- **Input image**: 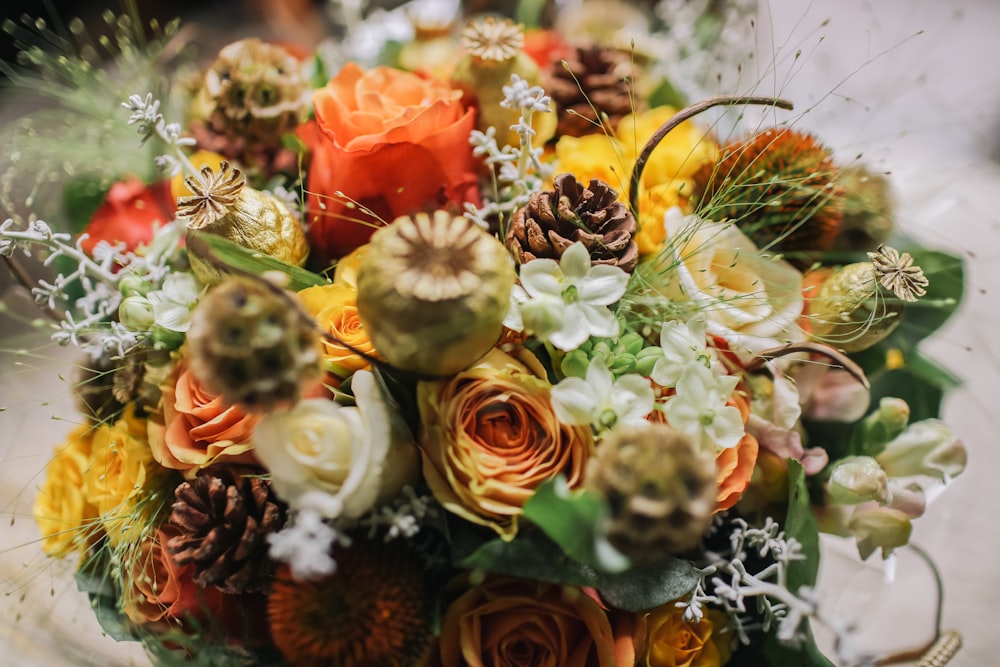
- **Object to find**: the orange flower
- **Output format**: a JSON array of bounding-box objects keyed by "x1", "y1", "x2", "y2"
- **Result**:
[
  {"x1": 431, "y1": 576, "x2": 618, "y2": 667},
  {"x1": 148, "y1": 355, "x2": 260, "y2": 476},
  {"x1": 633, "y1": 603, "x2": 728, "y2": 667},
  {"x1": 122, "y1": 524, "x2": 224, "y2": 625},
  {"x1": 418, "y1": 348, "x2": 592, "y2": 540},
  {"x1": 299, "y1": 63, "x2": 480, "y2": 265},
  {"x1": 297, "y1": 282, "x2": 376, "y2": 377},
  {"x1": 80, "y1": 177, "x2": 175, "y2": 258}
]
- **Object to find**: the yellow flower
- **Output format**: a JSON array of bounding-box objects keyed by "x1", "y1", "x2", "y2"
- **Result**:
[
  {"x1": 635, "y1": 603, "x2": 728, "y2": 667},
  {"x1": 83, "y1": 404, "x2": 155, "y2": 546},
  {"x1": 298, "y1": 282, "x2": 376, "y2": 377},
  {"x1": 33, "y1": 424, "x2": 99, "y2": 557},
  {"x1": 332, "y1": 243, "x2": 369, "y2": 289},
  {"x1": 553, "y1": 105, "x2": 717, "y2": 255}
]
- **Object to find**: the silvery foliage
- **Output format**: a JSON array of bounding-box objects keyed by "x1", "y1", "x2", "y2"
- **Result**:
[{"x1": 465, "y1": 74, "x2": 554, "y2": 229}]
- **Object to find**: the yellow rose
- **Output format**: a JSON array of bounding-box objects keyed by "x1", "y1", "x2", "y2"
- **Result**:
[
  {"x1": 554, "y1": 105, "x2": 718, "y2": 256},
  {"x1": 83, "y1": 404, "x2": 155, "y2": 545},
  {"x1": 418, "y1": 348, "x2": 592, "y2": 540},
  {"x1": 33, "y1": 424, "x2": 99, "y2": 557},
  {"x1": 332, "y1": 243, "x2": 369, "y2": 289},
  {"x1": 635, "y1": 603, "x2": 728, "y2": 667},
  {"x1": 298, "y1": 282, "x2": 376, "y2": 377}
]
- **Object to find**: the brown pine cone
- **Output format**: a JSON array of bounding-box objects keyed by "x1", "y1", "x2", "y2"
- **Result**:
[
  {"x1": 167, "y1": 466, "x2": 287, "y2": 594},
  {"x1": 548, "y1": 44, "x2": 639, "y2": 137},
  {"x1": 507, "y1": 173, "x2": 639, "y2": 272}
]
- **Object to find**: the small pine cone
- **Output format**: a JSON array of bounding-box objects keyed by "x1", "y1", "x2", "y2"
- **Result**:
[
  {"x1": 693, "y1": 128, "x2": 844, "y2": 257},
  {"x1": 167, "y1": 466, "x2": 287, "y2": 594},
  {"x1": 507, "y1": 173, "x2": 639, "y2": 272},
  {"x1": 548, "y1": 44, "x2": 638, "y2": 137},
  {"x1": 186, "y1": 276, "x2": 322, "y2": 411},
  {"x1": 586, "y1": 423, "x2": 717, "y2": 562}
]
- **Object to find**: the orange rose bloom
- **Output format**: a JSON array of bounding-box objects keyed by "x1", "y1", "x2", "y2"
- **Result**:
[
  {"x1": 122, "y1": 524, "x2": 224, "y2": 625},
  {"x1": 434, "y1": 576, "x2": 618, "y2": 667},
  {"x1": 633, "y1": 603, "x2": 728, "y2": 667},
  {"x1": 300, "y1": 62, "x2": 480, "y2": 265},
  {"x1": 148, "y1": 356, "x2": 260, "y2": 476},
  {"x1": 418, "y1": 348, "x2": 592, "y2": 540},
  {"x1": 298, "y1": 282, "x2": 376, "y2": 378}
]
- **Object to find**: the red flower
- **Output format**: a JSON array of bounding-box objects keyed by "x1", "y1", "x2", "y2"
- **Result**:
[
  {"x1": 80, "y1": 177, "x2": 175, "y2": 257},
  {"x1": 299, "y1": 63, "x2": 480, "y2": 265}
]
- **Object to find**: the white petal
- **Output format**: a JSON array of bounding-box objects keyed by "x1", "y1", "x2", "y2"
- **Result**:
[
  {"x1": 559, "y1": 241, "x2": 592, "y2": 280},
  {"x1": 585, "y1": 358, "x2": 614, "y2": 398},
  {"x1": 577, "y1": 265, "x2": 629, "y2": 305},
  {"x1": 551, "y1": 377, "x2": 600, "y2": 425},
  {"x1": 575, "y1": 302, "x2": 619, "y2": 339},
  {"x1": 519, "y1": 258, "x2": 563, "y2": 297},
  {"x1": 708, "y1": 404, "x2": 746, "y2": 449},
  {"x1": 613, "y1": 374, "x2": 655, "y2": 423}
]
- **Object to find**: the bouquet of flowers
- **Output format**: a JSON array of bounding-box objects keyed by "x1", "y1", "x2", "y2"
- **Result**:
[{"x1": 1, "y1": 1, "x2": 968, "y2": 665}]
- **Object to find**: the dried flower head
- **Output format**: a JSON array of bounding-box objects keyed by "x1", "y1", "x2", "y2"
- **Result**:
[
  {"x1": 461, "y1": 16, "x2": 524, "y2": 62},
  {"x1": 176, "y1": 162, "x2": 245, "y2": 230},
  {"x1": 867, "y1": 244, "x2": 929, "y2": 302}
]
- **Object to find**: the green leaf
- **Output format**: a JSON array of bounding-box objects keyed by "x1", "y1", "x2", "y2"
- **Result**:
[
  {"x1": 516, "y1": 0, "x2": 550, "y2": 28},
  {"x1": 458, "y1": 528, "x2": 596, "y2": 588},
  {"x1": 595, "y1": 557, "x2": 702, "y2": 612},
  {"x1": 868, "y1": 368, "x2": 944, "y2": 424},
  {"x1": 74, "y1": 552, "x2": 137, "y2": 642},
  {"x1": 186, "y1": 232, "x2": 327, "y2": 291},
  {"x1": 521, "y1": 476, "x2": 629, "y2": 573},
  {"x1": 784, "y1": 459, "x2": 820, "y2": 592}
]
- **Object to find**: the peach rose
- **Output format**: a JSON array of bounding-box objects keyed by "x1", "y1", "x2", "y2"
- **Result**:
[
  {"x1": 434, "y1": 576, "x2": 618, "y2": 667},
  {"x1": 418, "y1": 348, "x2": 592, "y2": 540},
  {"x1": 633, "y1": 603, "x2": 728, "y2": 667},
  {"x1": 34, "y1": 424, "x2": 99, "y2": 557},
  {"x1": 298, "y1": 282, "x2": 376, "y2": 377},
  {"x1": 122, "y1": 524, "x2": 224, "y2": 625},
  {"x1": 148, "y1": 356, "x2": 260, "y2": 476},
  {"x1": 299, "y1": 63, "x2": 480, "y2": 264}
]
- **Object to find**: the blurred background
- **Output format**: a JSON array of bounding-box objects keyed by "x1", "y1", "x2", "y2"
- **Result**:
[{"x1": 1, "y1": 1, "x2": 998, "y2": 665}]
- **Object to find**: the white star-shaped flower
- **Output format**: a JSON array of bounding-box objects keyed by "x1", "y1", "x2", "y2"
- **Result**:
[
  {"x1": 650, "y1": 316, "x2": 720, "y2": 387},
  {"x1": 515, "y1": 241, "x2": 629, "y2": 351},
  {"x1": 665, "y1": 362, "x2": 745, "y2": 450},
  {"x1": 551, "y1": 358, "x2": 654, "y2": 430}
]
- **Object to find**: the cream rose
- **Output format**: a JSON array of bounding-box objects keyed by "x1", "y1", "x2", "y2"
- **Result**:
[
  {"x1": 252, "y1": 370, "x2": 419, "y2": 518},
  {"x1": 660, "y1": 207, "x2": 804, "y2": 357}
]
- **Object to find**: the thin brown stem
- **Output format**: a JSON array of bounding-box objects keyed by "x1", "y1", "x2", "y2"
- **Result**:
[
  {"x1": 745, "y1": 341, "x2": 870, "y2": 390},
  {"x1": 628, "y1": 95, "x2": 794, "y2": 217}
]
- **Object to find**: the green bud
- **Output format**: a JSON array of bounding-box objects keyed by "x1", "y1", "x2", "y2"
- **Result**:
[
  {"x1": 592, "y1": 341, "x2": 613, "y2": 360},
  {"x1": 634, "y1": 347, "x2": 664, "y2": 376},
  {"x1": 150, "y1": 325, "x2": 185, "y2": 350},
  {"x1": 560, "y1": 349, "x2": 591, "y2": 379},
  {"x1": 851, "y1": 397, "x2": 910, "y2": 457},
  {"x1": 118, "y1": 296, "x2": 155, "y2": 330},
  {"x1": 876, "y1": 419, "x2": 967, "y2": 481},
  {"x1": 119, "y1": 275, "x2": 152, "y2": 297},
  {"x1": 827, "y1": 456, "x2": 889, "y2": 505},
  {"x1": 848, "y1": 506, "x2": 912, "y2": 560},
  {"x1": 609, "y1": 353, "x2": 636, "y2": 375},
  {"x1": 619, "y1": 332, "x2": 645, "y2": 356}
]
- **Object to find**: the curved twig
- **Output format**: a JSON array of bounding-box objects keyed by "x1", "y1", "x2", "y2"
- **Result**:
[
  {"x1": 745, "y1": 341, "x2": 870, "y2": 390},
  {"x1": 628, "y1": 95, "x2": 794, "y2": 217}
]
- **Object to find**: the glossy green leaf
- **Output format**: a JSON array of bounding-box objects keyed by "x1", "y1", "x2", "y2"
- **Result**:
[
  {"x1": 521, "y1": 476, "x2": 629, "y2": 573},
  {"x1": 783, "y1": 459, "x2": 820, "y2": 593},
  {"x1": 595, "y1": 557, "x2": 702, "y2": 612},
  {"x1": 186, "y1": 232, "x2": 327, "y2": 291}
]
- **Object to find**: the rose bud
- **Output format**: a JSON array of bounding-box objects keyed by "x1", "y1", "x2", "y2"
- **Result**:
[
  {"x1": 848, "y1": 506, "x2": 912, "y2": 560},
  {"x1": 876, "y1": 419, "x2": 967, "y2": 481},
  {"x1": 826, "y1": 456, "x2": 890, "y2": 505}
]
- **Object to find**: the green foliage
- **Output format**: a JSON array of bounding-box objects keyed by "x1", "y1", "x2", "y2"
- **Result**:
[{"x1": 186, "y1": 232, "x2": 327, "y2": 291}]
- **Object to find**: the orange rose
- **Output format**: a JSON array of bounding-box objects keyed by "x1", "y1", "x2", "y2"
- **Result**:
[
  {"x1": 433, "y1": 576, "x2": 618, "y2": 667},
  {"x1": 122, "y1": 524, "x2": 224, "y2": 625},
  {"x1": 81, "y1": 177, "x2": 175, "y2": 258},
  {"x1": 633, "y1": 603, "x2": 729, "y2": 667},
  {"x1": 299, "y1": 62, "x2": 480, "y2": 264},
  {"x1": 148, "y1": 356, "x2": 260, "y2": 476},
  {"x1": 418, "y1": 348, "x2": 592, "y2": 540},
  {"x1": 298, "y1": 282, "x2": 376, "y2": 377}
]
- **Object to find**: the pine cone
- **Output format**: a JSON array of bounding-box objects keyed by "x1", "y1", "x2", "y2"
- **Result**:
[
  {"x1": 167, "y1": 466, "x2": 287, "y2": 594},
  {"x1": 185, "y1": 276, "x2": 322, "y2": 411},
  {"x1": 507, "y1": 173, "x2": 639, "y2": 271},
  {"x1": 548, "y1": 45, "x2": 638, "y2": 137},
  {"x1": 586, "y1": 423, "x2": 717, "y2": 562}
]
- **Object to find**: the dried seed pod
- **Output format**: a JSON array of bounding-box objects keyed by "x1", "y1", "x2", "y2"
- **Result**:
[
  {"x1": 356, "y1": 211, "x2": 515, "y2": 377},
  {"x1": 805, "y1": 262, "x2": 903, "y2": 353}
]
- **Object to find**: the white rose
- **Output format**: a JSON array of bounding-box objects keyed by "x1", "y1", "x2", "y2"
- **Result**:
[
  {"x1": 662, "y1": 207, "x2": 804, "y2": 357},
  {"x1": 252, "y1": 370, "x2": 419, "y2": 519}
]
